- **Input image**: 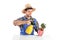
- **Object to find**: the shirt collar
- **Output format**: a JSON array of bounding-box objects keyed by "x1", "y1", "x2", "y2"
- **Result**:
[{"x1": 24, "y1": 15, "x2": 33, "y2": 20}]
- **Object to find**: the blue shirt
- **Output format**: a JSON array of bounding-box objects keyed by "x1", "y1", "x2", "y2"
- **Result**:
[{"x1": 17, "y1": 16, "x2": 39, "y2": 35}]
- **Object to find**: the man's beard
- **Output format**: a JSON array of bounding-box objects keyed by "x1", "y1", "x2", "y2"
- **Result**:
[{"x1": 26, "y1": 15, "x2": 31, "y2": 17}]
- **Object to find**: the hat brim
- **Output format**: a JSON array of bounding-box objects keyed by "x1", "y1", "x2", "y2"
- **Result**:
[{"x1": 22, "y1": 8, "x2": 36, "y2": 13}]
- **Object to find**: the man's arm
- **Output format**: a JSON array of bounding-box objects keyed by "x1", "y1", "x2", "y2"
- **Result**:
[
  {"x1": 13, "y1": 20, "x2": 31, "y2": 26},
  {"x1": 35, "y1": 21, "x2": 39, "y2": 33},
  {"x1": 33, "y1": 19, "x2": 39, "y2": 33},
  {"x1": 13, "y1": 20, "x2": 26, "y2": 26}
]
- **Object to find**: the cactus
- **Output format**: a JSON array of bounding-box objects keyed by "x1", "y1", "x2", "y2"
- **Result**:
[
  {"x1": 41, "y1": 23, "x2": 46, "y2": 29},
  {"x1": 38, "y1": 23, "x2": 46, "y2": 31}
]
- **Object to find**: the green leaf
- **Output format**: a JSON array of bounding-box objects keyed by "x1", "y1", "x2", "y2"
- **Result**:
[{"x1": 41, "y1": 23, "x2": 46, "y2": 29}]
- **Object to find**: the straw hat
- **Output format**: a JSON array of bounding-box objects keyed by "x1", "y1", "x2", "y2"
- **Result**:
[{"x1": 22, "y1": 4, "x2": 36, "y2": 13}]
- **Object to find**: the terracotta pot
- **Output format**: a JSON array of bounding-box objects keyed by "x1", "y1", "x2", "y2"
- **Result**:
[{"x1": 38, "y1": 29, "x2": 44, "y2": 36}]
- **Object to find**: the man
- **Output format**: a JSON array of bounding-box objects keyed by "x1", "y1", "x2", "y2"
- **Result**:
[{"x1": 13, "y1": 4, "x2": 39, "y2": 35}]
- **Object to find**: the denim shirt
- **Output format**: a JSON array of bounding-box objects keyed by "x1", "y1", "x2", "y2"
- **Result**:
[{"x1": 17, "y1": 16, "x2": 39, "y2": 35}]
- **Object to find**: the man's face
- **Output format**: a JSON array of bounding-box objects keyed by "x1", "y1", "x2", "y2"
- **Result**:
[{"x1": 25, "y1": 9, "x2": 33, "y2": 17}]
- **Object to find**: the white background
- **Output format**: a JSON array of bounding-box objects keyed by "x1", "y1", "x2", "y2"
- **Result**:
[{"x1": 0, "y1": 0, "x2": 60, "y2": 40}]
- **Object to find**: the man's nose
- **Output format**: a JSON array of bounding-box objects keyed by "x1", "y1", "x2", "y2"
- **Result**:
[{"x1": 29, "y1": 12, "x2": 32, "y2": 14}]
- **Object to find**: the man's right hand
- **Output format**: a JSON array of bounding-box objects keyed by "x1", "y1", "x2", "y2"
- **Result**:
[{"x1": 26, "y1": 20, "x2": 32, "y2": 25}]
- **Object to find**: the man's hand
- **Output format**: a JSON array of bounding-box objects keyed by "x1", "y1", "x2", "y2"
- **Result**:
[{"x1": 26, "y1": 20, "x2": 32, "y2": 25}]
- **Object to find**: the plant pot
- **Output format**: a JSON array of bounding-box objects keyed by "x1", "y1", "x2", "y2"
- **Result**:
[{"x1": 38, "y1": 29, "x2": 44, "y2": 36}]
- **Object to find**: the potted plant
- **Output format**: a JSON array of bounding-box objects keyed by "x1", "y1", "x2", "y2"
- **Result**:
[{"x1": 38, "y1": 23, "x2": 46, "y2": 36}]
